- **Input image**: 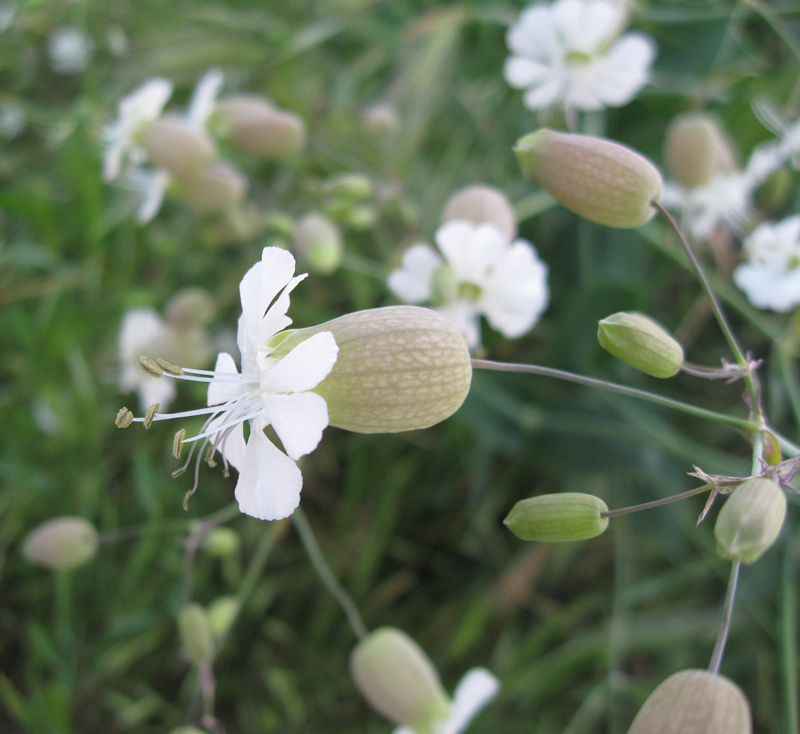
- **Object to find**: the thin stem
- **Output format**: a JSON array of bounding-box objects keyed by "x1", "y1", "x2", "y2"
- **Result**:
[
  {"x1": 600, "y1": 484, "x2": 712, "y2": 519},
  {"x1": 292, "y1": 507, "x2": 368, "y2": 641},
  {"x1": 709, "y1": 561, "x2": 741, "y2": 674},
  {"x1": 781, "y1": 540, "x2": 800, "y2": 734},
  {"x1": 471, "y1": 359, "x2": 756, "y2": 431},
  {"x1": 742, "y1": 0, "x2": 800, "y2": 64}
]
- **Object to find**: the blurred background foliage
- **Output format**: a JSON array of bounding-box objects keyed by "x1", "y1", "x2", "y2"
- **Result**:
[{"x1": 2, "y1": 0, "x2": 800, "y2": 732}]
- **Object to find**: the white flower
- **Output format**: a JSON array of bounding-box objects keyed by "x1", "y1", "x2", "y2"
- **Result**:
[
  {"x1": 131, "y1": 248, "x2": 338, "y2": 521},
  {"x1": 392, "y1": 668, "x2": 500, "y2": 734},
  {"x1": 186, "y1": 68, "x2": 224, "y2": 129},
  {"x1": 504, "y1": 0, "x2": 655, "y2": 117},
  {"x1": 733, "y1": 215, "x2": 800, "y2": 312},
  {"x1": 102, "y1": 78, "x2": 173, "y2": 182},
  {"x1": 118, "y1": 308, "x2": 177, "y2": 411},
  {"x1": 47, "y1": 26, "x2": 94, "y2": 75},
  {"x1": 388, "y1": 220, "x2": 549, "y2": 350}
]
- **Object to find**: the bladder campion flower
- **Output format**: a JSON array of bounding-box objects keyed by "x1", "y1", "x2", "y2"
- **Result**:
[{"x1": 388, "y1": 220, "x2": 549, "y2": 350}]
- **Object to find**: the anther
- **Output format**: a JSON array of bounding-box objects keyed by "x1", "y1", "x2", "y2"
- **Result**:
[
  {"x1": 143, "y1": 403, "x2": 160, "y2": 429},
  {"x1": 157, "y1": 358, "x2": 184, "y2": 376},
  {"x1": 173, "y1": 428, "x2": 186, "y2": 459},
  {"x1": 139, "y1": 356, "x2": 164, "y2": 377},
  {"x1": 115, "y1": 407, "x2": 134, "y2": 428}
]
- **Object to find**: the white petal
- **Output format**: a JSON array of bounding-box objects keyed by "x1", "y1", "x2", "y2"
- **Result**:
[
  {"x1": 264, "y1": 391, "x2": 329, "y2": 460},
  {"x1": 238, "y1": 247, "x2": 298, "y2": 345},
  {"x1": 586, "y1": 34, "x2": 655, "y2": 107},
  {"x1": 438, "y1": 301, "x2": 480, "y2": 351},
  {"x1": 260, "y1": 331, "x2": 339, "y2": 394},
  {"x1": 523, "y1": 75, "x2": 566, "y2": 111},
  {"x1": 211, "y1": 418, "x2": 247, "y2": 471},
  {"x1": 207, "y1": 352, "x2": 243, "y2": 406},
  {"x1": 734, "y1": 263, "x2": 800, "y2": 313},
  {"x1": 388, "y1": 244, "x2": 442, "y2": 303},
  {"x1": 136, "y1": 169, "x2": 169, "y2": 224},
  {"x1": 503, "y1": 57, "x2": 552, "y2": 89},
  {"x1": 506, "y1": 5, "x2": 558, "y2": 58},
  {"x1": 436, "y1": 221, "x2": 508, "y2": 285},
  {"x1": 137, "y1": 374, "x2": 176, "y2": 413},
  {"x1": 234, "y1": 429, "x2": 302, "y2": 520},
  {"x1": 440, "y1": 668, "x2": 500, "y2": 734},
  {"x1": 187, "y1": 68, "x2": 223, "y2": 128}
]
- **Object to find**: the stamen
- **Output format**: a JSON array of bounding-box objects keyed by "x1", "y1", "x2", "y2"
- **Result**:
[
  {"x1": 139, "y1": 355, "x2": 164, "y2": 377},
  {"x1": 115, "y1": 407, "x2": 134, "y2": 428},
  {"x1": 173, "y1": 428, "x2": 186, "y2": 459},
  {"x1": 144, "y1": 402, "x2": 160, "y2": 429},
  {"x1": 156, "y1": 358, "x2": 184, "y2": 376}
]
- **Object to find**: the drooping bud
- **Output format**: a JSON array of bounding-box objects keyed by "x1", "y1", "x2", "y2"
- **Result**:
[
  {"x1": 203, "y1": 527, "x2": 240, "y2": 557},
  {"x1": 323, "y1": 173, "x2": 374, "y2": 202},
  {"x1": 350, "y1": 627, "x2": 451, "y2": 734},
  {"x1": 664, "y1": 113, "x2": 736, "y2": 190},
  {"x1": 178, "y1": 161, "x2": 247, "y2": 214},
  {"x1": 292, "y1": 212, "x2": 343, "y2": 275},
  {"x1": 361, "y1": 102, "x2": 399, "y2": 137},
  {"x1": 515, "y1": 129, "x2": 664, "y2": 228},
  {"x1": 598, "y1": 312, "x2": 684, "y2": 378},
  {"x1": 714, "y1": 477, "x2": 786, "y2": 564},
  {"x1": 177, "y1": 603, "x2": 215, "y2": 668},
  {"x1": 166, "y1": 288, "x2": 215, "y2": 328},
  {"x1": 206, "y1": 596, "x2": 239, "y2": 641},
  {"x1": 504, "y1": 493, "x2": 609, "y2": 542},
  {"x1": 272, "y1": 306, "x2": 472, "y2": 433},
  {"x1": 139, "y1": 115, "x2": 215, "y2": 179},
  {"x1": 442, "y1": 185, "x2": 517, "y2": 241},
  {"x1": 215, "y1": 96, "x2": 306, "y2": 159},
  {"x1": 628, "y1": 669, "x2": 751, "y2": 734},
  {"x1": 23, "y1": 517, "x2": 99, "y2": 570}
]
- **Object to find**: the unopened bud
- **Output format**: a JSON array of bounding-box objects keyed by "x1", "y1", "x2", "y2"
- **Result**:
[
  {"x1": 504, "y1": 493, "x2": 609, "y2": 542},
  {"x1": 23, "y1": 517, "x2": 99, "y2": 570},
  {"x1": 273, "y1": 306, "x2": 472, "y2": 433},
  {"x1": 203, "y1": 527, "x2": 240, "y2": 557},
  {"x1": 179, "y1": 161, "x2": 247, "y2": 214},
  {"x1": 207, "y1": 596, "x2": 239, "y2": 641},
  {"x1": 215, "y1": 96, "x2": 306, "y2": 159},
  {"x1": 166, "y1": 288, "x2": 215, "y2": 328},
  {"x1": 714, "y1": 477, "x2": 786, "y2": 564},
  {"x1": 442, "y1": 185, "x2": 517, "y2": 241},
  {"x1": 628, "y1": 669, "x2": 751, "y2": 734},
  {"x1": 598, "y1": 312, "x2": 684, "y2": 378},
  {"x1": 177, "y1": 603, "x2": 214, "y2": 668},
  {"x1": 139, "y1": 115, "x2": 215, "y2": 179},
  {"x1": 351, "y1": 627, "x2": 451, "y2": 734},
  {"x1": 665, "y1": 113, "x2": 736, "y2": 190},
  {"x1": 292, "y1": 212, "x2": 343, "y2": 275},
  {"x1": 361, "y1": 102, "x2": 399, "y2": 137},
  {"x1": 515, "y1": 129, "x2": 663, "y2": 228},
  {"x1": 323, "y1": 173, "x2": 374, "y2": 201}
]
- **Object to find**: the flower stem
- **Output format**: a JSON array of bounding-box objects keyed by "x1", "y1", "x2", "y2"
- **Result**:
[
  {"x1": 471, "y1": 359, "x2": 756, "y2": 431},
  {"x1": 600, "y1": 484, "x2": 712, "y2": 519},
  {"x1": 292, "y1": 507, "x2": 368, "y2": 641},
  {"x1": 708, "y1": 561, "x2": 741, "y2": 674}
]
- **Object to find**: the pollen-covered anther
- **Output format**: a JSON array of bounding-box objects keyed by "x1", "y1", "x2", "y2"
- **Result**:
[
  {"x1": 156, "y1": 358, "x2": 184, "y2": 376},
  {"x1": 173, "y1": 428, "x2": 186, "y2": 459},
  {"x1": 143, "y1": 403, "x2": 160, "y2": 429},
  {"x1": 115, "y1": 407, "x2": 134, "y2": 428},
  {"x1": 139, "y1": 355, "x2": 164, "y2": 377}
]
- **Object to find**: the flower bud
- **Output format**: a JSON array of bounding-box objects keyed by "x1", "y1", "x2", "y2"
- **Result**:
[
  {"x1": 515, "y1": 129, "x2": 663, "y2": 228},
  {"x1": 504, "y1": 493, "x2": 609, "y2": 542},
  {"x1": 361, "y1": 102, "x2": 399, "y2": 137},
  {"x1": 598, "y1": 312, "x2": 684, "y2": 378},
  {"x1": 350, "y1": 627, "x2": 451, "y2": 734},
  {"x1": 292, "y1": 212, "x2": 343, "y2": 275},
  {"x1": 664, "y1": 113, "x2": 736, "y2": 190},
  {"x1": 442, "y1": 185, "x2": 517, "y2": 241},
  {"x1": 23, "y1": 517, "x2": 99, "y2": 570},
  {"x1": 178, "y1": 603, "x2": 215, "y2": 668},
  {"x1": 207, "y1": 596, "x2": 239, "y2": 641},
  {"x1": 323, "y1": 173, "x2": 374, "y2": 201},
  {"x1": 628, "y1": 669, "x2": 751, "y2": 734},
  {"x1": 139, "y1": 115, "x2": 215, "y2": 179},
  {"x1": 272, "y1": 306, "x2": 472, "y2": 433},
  {"x1": 215, "y1": 96, "x2": 306, "y2": 159},
  {"x1": 166, "y1": 288, "x2": 215, "y2": 329},
  {"x1": 178, "y1": 161, "x2": 247, "y2": 214},
  {"x1": 203, "y1": 527, "x2": 240, "y2": 557},
  {"x1": 714, "y1": 477, "x2": 786, "y2": 564}
]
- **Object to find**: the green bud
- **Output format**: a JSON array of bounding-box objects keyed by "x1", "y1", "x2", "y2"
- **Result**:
[
  {"x1": 292, "y1": 212, "x2": 343, "y2": 275},
  {"x1": 361, "y1": 102, "x2": 399, "y2": 137},
  {"x1": 714, "y1": 478, "x2": 786, "y2": 564},
  {"x1": 515, "y1": 129, "x2": 663, "y2": 228},
  {"x1": 664, "y1": 113, "x2": 736, "y2": 190},
  {"x1": 323, "y1": 173, "x2": 374, "y2": 201},
  {"x1": 178, "y1": 161, "x2": 247, "y2": 214},
  {"x1": 177, "y1": 603, "x2": 215, "y2": 668},
  {"x1": 598, "y1": 312, "x2": 684, "y2": 378},
  {"x1": 215, "y1": 95, "x2": 306, "y2": 160},
  {"x1": 273, "y1": 306, "x2": 472, "y2": 433},
  {"x1": 350, "y1": 627, "x2": 451, "y2": 734},
  {"x1": 442, "y1": 184, "x2": 517, "y2": 241},
  {"x1": 203, "y1": 527, "x2": 240, "y2": 557},
  {"x1": 628, "y1": 669, "x2": 751, "y2": 734},
  {"x1": 140, "y1": 115, "x2": 215, "y2": 179},
  {"x1": 206, "y1": 596, "x2": 240, "y2": 641},
  {"x1": 23, "y1": 517, "x2": 99, "y2": 570},
  {"x1": 504, "y1": 493, "x2": 609, "y2": 542}
]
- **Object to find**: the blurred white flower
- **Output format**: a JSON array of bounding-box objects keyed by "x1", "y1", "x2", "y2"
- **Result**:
[
  {"x1": 388, "y1": 220, "x2": 549, "y2": 350},
  {"x1": 102, "y1": 77, "x2": 173, "y2": 182},
  {"x1": 0, "y1": 101, "x2": 25, "y2": 138},
  {"x1": 186, "y1": 67, "x2": 224, "y2": 129},
  {"x1": 733, "y1": 216, "x2": 800, "y2": 312},
  {"x1": 0, "y1": 3, "x2": 16, "y2": 33},
  {"x1": 504, "y1": 0, "x2": 655, "y2": 118},
  {"x1": 48, "y1": 26, "x2": 94, "y2": 74}
]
